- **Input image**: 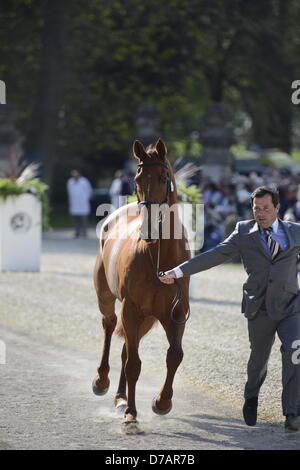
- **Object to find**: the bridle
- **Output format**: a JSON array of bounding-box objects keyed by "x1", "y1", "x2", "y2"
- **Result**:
[
  {"x1": 136, "y1": 160, "x2": 172, "y2": 208},
  {"x1": 135, "y1": 159, "x2": 190, "y2": 325}
]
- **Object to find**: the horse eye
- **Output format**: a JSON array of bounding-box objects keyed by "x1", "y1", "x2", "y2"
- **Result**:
[{"x1": 161, "y1": 176, "x2": 167, "y2": 184}]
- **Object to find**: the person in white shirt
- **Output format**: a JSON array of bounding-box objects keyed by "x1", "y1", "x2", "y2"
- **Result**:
[
  {"x1": 67, "y1": 170, "x2": 93, "y2": 238},
  {"x1": 109, "y1": 170, "x2": 124, "y2": 210}
]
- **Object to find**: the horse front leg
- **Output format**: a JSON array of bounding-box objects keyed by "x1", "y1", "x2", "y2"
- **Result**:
[
  {"x1": 152, "y1": 315, "x2": 185, "y2": 415},
  {"x1": 121, "y1": 299, "x2": 143, "y2": 434}
]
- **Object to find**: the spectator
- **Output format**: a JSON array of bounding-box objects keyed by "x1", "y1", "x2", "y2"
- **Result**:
[
  {"x1": 109, "y1": 170, "x2": 124, "y2": 209},
  {"x1": 120, "y1": 172, "x2": 134, "y2": 197},
  {"x1": 202, "y1": 182, "x2": 223, "y2": 206},
  {"x1": 196, "y1": 166, "x2": 300, "y2": 253},
  {"x1": 67, "y1": 169, "x2": 93, "y2": 238},
  {"x1": 288, "y1": 185, "x2": 300, "y2": 222},
  {"x1": 109, "y1": 170, "x2": 134, "y2": 209},
  {"x1": 236, "y1": 183, "x2": 252, "y2": 217}
]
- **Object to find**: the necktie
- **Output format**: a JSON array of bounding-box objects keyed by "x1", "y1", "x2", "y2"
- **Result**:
[{"x1": 263, "y1": 227, "x2": 280, "y2": 259}]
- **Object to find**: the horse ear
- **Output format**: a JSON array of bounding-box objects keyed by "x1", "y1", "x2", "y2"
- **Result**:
[
  {"x1": 133, "y1": 140, "x2": 148, "y2": 161},
  {"x1": 155, "y1": 138, "x2": 167, "y2": 160}
]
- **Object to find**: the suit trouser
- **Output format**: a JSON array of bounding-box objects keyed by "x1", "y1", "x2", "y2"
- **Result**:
[
  {"x1": 244, "y1": 309, "x2": 300, "y2": 417},
  {"x1": 73, "y1": 215, "x2": 88, "y2": 236}
]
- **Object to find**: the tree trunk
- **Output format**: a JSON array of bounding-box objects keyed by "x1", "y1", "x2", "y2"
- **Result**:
[{"x1": 25, "y1": 0, "x2": 66, "y2": 199}]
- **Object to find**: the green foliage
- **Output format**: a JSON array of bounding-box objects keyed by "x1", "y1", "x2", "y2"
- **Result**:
[
  {"x1": 170, "y1": 141, "x2": 202, "y2": 160},
  {"x1": 177, "y1": 183, "x2": 201, "y2": 205},
  {"x1": 1, "y1": 0, "x2": 300, "y2": 199},
  {"x1": 0, "y1": 178, "x2": 24, "y2": 198},
  {"x1": 230, "y1": 145, "x2": 246, "y2": 158},
  {"x1": 126, "y1": 193, "x2": 137, "y2": 204},
  {"x1": 0, "y1": 178, "x2": 50, "y2": 230},
  {"x1": 126, "y1": 182, "x2": 201, "y2": 205},
  {"x1": 291, "y1": 151, "x2": 300, "y2": 164}
]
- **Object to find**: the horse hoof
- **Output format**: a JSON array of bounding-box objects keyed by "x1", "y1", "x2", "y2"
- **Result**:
[
  {"x1": 122, "y1": 420, "x2": 144, "y2": 435},
  {"x1": 152, "y1": 398, "x2": 172, "y2": 415},
  {"x1": 92, "y1": 377, "x2": 109, "y2": 396}
]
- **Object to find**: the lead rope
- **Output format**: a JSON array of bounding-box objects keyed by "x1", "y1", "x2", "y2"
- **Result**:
[
  {"x1": 147, "y1": 237, "x2": 161, "y2": 277},
  {"x1": 147, "y1": 233, "x2": 190, "y2": 325}
]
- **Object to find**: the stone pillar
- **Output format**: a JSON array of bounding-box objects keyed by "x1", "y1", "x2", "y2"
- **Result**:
[{"x1": 200, "y1": 103, "x2": 235, "y2": 182}]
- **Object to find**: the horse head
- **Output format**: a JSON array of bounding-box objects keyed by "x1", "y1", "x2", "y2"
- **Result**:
[{"x1": 133, "y1": 138, "x2": 175, "y2": 244}]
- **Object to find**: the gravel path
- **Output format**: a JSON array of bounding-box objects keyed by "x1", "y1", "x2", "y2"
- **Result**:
[{"x1": 0, "y1": 229, "x2": 299, "y2": 450}]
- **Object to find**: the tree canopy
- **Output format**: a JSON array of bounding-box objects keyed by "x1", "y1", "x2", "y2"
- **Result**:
[{"x1": 1, "y1": 0, "x2": 300, "y2": 201}]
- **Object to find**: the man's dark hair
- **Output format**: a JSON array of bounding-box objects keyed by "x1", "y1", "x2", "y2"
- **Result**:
[{"x1": 251, "y1": 186, "x2": 279, "y2": 207}]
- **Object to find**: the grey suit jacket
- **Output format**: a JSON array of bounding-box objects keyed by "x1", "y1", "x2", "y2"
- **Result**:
[{"x1": 179, "y1": 219, "x2": 300, "y2": 320}]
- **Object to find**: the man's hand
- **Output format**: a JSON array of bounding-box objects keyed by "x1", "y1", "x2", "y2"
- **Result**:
[{"x1": 158, "y1": 270, "x2": 176, "y2": 284}]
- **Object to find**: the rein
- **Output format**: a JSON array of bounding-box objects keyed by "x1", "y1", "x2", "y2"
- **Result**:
[{"x1": 136, "y1": 160, "x2": 190, "y2": 325}]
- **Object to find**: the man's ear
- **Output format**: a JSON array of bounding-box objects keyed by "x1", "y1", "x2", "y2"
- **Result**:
[
  {"x1": 155, "y1": 138, "x2": 167, "y2": 160},
  {"x1": 133, "y1": 140, "x2": 148, "y2": 161}
]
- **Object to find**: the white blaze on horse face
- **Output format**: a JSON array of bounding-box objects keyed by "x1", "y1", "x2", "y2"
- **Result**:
[{"x1": 147, "y1": 173, "x2": 151, "y2": 200}]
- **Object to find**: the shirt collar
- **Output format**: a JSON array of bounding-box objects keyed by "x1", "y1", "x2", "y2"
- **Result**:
[
  {"x1": 271, "y1": 218, "x2": 279, "y2": 233},
  {"x1": 259, "y1": 218, "x2": 279, "y2": 233}
]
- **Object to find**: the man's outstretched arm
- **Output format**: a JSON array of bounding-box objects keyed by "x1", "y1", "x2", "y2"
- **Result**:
[{"x1": 159, "y1": 222, "x2": 240, "y2": 284}]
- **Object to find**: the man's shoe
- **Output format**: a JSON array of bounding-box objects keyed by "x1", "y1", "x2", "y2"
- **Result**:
[
  {"x1": 285, "y1": 415, "x2": 300, "y2": 432},
  {"x1": 243, "y1": 397, "x2": 258, "y2": 426}
]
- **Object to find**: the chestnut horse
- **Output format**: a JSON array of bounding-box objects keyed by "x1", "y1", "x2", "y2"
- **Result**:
[{"x1": 92, "y1": 138, "x2": 190, "y2": 433}]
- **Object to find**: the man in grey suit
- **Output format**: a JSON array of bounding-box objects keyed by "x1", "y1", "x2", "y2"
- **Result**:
[{"x1": 159, "y1": 186, "x2": 300, "y2": 432}]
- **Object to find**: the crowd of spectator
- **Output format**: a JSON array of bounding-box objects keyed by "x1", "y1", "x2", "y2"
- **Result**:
[
  {"x1": 198, "y1": 167, "x2": 300, "y2": 251},
  {"x1": 107, "y1": 164, "x2": 300, "y2": 253}
]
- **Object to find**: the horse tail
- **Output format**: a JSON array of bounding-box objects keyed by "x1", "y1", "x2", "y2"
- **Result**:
[
  {"x1": 114, "y1": 316, "x2": 124, "y2": 337},
  {"x1": 115, "y1": 315, "x2": 158, "y2": 338}
]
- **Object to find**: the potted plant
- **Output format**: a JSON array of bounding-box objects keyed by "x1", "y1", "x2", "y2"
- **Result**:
[{"x1": 0, "y1": 151, "x2": 49, "y2": 272}]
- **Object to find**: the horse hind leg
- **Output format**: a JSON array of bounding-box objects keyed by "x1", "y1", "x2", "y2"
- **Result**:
[
  {"x1": 92, "y1": 263, "x2": 117, "y2": 396},
  {"x1": 114, "y1": 343, "x2": 127, "y2": 414},
  {"x1": 114, "y1": 316, "x2": 157, "y2": 414}
]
